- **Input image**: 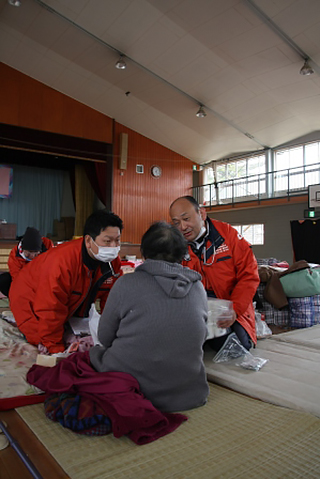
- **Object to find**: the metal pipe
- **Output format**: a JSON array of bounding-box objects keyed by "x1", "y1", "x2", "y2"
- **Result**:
[{"x1": 0, "y1": 420, "x2": 43, "y2": 479}]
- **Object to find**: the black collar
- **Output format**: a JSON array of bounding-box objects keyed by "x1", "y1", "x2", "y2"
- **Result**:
[{"x1": 190, "y1": 219, "x2": 224, "y2": 260}]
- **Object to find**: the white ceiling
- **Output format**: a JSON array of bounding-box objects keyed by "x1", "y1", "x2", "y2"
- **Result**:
[{"x1": 1, "y1": 0, "x2": 320, "y2": 165}]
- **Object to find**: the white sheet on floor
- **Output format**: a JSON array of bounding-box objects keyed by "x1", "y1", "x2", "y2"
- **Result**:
[
  {"x1": 204, "y1": 330, "x2": 320, "y2": 418},
  {"x1": 270, "y1": 324, "x2": 320, "y2": 349}
]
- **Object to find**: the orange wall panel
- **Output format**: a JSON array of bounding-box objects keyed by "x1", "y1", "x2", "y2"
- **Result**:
[
  {"x1": 41, "y1": 87, "x2": 64, "y2": 133},
  {"x1": 0, "y1": 63, "x2": 194, "y2": 245},
  {"x1": 1, "y1": 66, "x2": 20, "y2": 125},
  {"x1": 0, "y1": 63, "x2": 113, "y2": 143},
  {"x1": 113, "y1": 123, "x2": 193, "y2": 244}
]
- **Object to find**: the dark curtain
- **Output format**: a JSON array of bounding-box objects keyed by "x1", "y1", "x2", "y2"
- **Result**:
[
  {"x1": 84, "y1": 162, "x2": 107, "y2": 206},
  {"x1": 290, "y1": 219, "x2": 320, "y2": 263}
]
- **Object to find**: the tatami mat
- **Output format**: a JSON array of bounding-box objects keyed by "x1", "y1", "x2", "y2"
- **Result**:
[{"x1": 17, "y1": 383, "x2": 320, "y2": 479}]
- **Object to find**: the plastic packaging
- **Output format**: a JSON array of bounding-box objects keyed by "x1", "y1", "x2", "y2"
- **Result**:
[
  {"x1": 212, "y1": 333, "x2": 269, "y2": 371},
  {"x1": 255, "y1": 311, "x2": 272, "y2": 339},
  {"x1": 88, "y1": 303, "x2": 102, "y2": 346},
  {"x1": 236, "y1": 355, "x2": 269, "y2": 371},
  {"x1": 212, "y1": 332, "x2": 248, "y2": 362},
  {"x1": 206, "y1": 298, "x2": 233, "y2": 339}
]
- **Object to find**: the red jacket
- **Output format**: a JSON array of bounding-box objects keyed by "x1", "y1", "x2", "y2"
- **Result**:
[
  {"x1": 8, "y1": 237, "x2": 53, "y2": 280},
  {"x1": 9, "y1": 238, "x2": 122, "y2": 353},
  {"x1": 182, "y1": 218, "x2": 260, "y2": 343}
]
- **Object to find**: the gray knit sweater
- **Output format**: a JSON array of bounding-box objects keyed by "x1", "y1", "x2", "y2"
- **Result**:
[{"x1": 90, "y1": 259, "x2": 209, "y2": 412}]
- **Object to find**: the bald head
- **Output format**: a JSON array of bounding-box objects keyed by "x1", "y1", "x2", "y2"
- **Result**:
[{"x1": 169, "y1": 197, "x2": 206, "y2": 243}]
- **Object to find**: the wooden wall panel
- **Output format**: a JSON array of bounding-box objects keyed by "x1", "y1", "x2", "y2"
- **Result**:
[
  {"x1": 0, "y1": 64, "x2": 195, "y2": 245},
  {"x1": 0, "y1": 63, "x2": 113, "y2": 143},
  {"x1": 113, "y1": 123, "x2": 194, "y2": 244},
  {"x1": 42, "y1": 87, "x2": 64, "y2": 132},
  {"x1": 1, "y1": 66, "x2": 20, "y2": 125}
]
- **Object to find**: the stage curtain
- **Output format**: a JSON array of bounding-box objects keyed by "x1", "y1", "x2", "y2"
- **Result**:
[
  {"x1": 0, "y1": 165, "x2": 64, "y2": 237},
  {"x1": 74, "y1": 165, "x2": 95, "y2": 237},
  {"x1": 84, "y1": 162, "x2": 107, "y2": 206}
]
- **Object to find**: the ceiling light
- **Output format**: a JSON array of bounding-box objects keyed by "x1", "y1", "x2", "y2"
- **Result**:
[
  {"x1": 8, "y1": 0, "x2": 21, "y2": 5},
  {"x1": 196, "y1": 105, "x2": 206, "y2": 118},
  {"x1": 300, "y1": 59, "x2": 314, "y2": 76},
  {"x1": 115, "y1": 55, "x2": 126, "y2": 70}
]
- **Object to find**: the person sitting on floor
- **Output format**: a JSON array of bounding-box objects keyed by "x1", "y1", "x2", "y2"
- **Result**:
[
  {"x1": 90, "y1": 221, "x2": 209, "y2": 413},
  {"x1": 9, "y1": 210, "x2": 123, "y2": 354},
  {"x1": 0, "y1": 226, "x2": 53, "y2": 297}
]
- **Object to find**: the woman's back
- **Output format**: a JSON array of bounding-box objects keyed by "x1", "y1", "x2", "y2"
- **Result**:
[{"x1": 90, "y1": 259, "x2": 209, "y2": 412}]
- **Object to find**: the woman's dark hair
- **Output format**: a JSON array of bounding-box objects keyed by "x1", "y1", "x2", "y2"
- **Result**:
[
  {"x1": 83, "y1": 209, "x2": 123, "y2": 239},
  {"x1": 140, "y1": 221, "x2": 187, "y2": 263}
]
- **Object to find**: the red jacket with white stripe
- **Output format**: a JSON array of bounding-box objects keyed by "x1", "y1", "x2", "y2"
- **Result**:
[
  {"x1": 182, "y1": 218, "x2": 260, "y2": 343},
  {"x1": 9, "y1": 238, "x2": 122, "y2": 353},
  {"x1": 8, "y1": 237, "x2": 53, "y2": 280}
]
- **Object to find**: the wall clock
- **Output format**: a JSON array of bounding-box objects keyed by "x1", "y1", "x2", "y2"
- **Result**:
[{"x1": 151, "y1": 165, "x2": 162, "y2": 178}]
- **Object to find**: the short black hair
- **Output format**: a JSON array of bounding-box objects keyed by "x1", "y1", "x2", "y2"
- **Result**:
[
  {"x1": 83, "y1": 209, "x2": 123, "y2": 239},
  {"x1": 169, "y1": 195, "x2": 200, "y2": 212},
  {"x1": 140, "y1": 221, "x2": 187, "y2": 263}
]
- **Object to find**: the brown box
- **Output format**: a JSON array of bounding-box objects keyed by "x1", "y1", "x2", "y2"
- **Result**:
[{"x1": 0, "y1": 223, "x2": 17, "y2": 240}]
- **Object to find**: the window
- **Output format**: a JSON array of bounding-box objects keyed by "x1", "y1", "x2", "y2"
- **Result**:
[
  {"x1": 197, "y1": 139, "x2": 320, "y2": 207},
  {"x1": 203, "y1": 154, "x2": 266, "y2": 204},
  {"x1": 232, "y1": 224, "x2": 264, "y2": 245},
  {"x1": 274, "y1": 141, "x2": 320, "y2": 193}
]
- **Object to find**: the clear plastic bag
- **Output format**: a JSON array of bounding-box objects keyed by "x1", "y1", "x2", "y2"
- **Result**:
[
  {"x1": 88, "y1": 303, "x2": 102, "y2": 346},
  {"x1": 212, "y1": 333, "x2": 269, "y2": 371},
  {"x1": 207, "y1": 298, "x2": 233, "y2": 339},
  {"x1": 255, "y1": 309, "x2": 272, "y2": 339},
  {"x1": 212, "y1": 333, "x2": 249, "y2": 362},
  {"x1": 236, "y1": 354, "x2": 269, "y2": 371}
]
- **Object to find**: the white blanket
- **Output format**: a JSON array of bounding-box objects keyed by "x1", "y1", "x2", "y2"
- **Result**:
[
  {"x1": 204, "y1": 327, "x2": 320, "y2": 418},
  {"x1": 270, "y1": 324, "x2": 320, "y2": 349}
]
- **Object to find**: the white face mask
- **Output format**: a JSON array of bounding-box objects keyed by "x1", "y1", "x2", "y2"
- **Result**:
[{"x1": 91, "y1": 239, "x2": 120, "y2": 263}]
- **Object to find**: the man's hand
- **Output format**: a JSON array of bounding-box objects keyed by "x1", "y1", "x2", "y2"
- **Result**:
[{"x1": 217, "y1": 309, "x2": 236, "y2": 329}]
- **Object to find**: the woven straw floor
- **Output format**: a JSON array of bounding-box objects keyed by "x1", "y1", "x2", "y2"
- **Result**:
[{"x1": 17, "y1": 383, "x2": 320, "y2": 479}]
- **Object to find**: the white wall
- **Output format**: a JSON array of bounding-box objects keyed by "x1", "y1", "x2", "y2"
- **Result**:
[{"x1": 208, "y1": 201, "x2": 309, "y2": 264}]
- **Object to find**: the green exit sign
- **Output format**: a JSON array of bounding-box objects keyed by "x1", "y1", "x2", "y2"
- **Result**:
[{"x1": 304, "y1": 209, "x2": 315, "y2": 218}]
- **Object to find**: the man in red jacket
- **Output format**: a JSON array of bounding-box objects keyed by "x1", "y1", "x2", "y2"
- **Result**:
[
  {"x1": 9, "y1": 210, "x2": 123, "y2": 354},
  {"x1": 0, "y1": 226, "x2": 53, "y2": 297},
  {"x1": 169, "y1": 196, "x2": 259, "y2": 351}
]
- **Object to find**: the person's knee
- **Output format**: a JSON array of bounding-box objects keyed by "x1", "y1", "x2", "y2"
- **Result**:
[{"x1": 231, "y1": 322, "x2": 252, "y2": 350}]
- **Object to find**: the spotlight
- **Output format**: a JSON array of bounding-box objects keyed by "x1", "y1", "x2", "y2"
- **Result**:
[
  {"x1": 300, "y1": 59, "x2": 314, "y2": 76},
  {"x1": 115, "y1": 55, "x2": 127, "y2": 70},
  {"x1": 196, "y1": 105, "x2": 206, "y2": 118},
  {"x1": 8, "y1": 0, "x2": 21, "y2": 5}
]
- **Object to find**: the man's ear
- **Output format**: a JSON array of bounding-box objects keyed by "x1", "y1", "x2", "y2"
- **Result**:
[
  {"x1": 84, "y1": 234, "x2": 92, "y2": 250},
  {"x1": 199, "y1": 207, "x2": 207, "y2": 221}
]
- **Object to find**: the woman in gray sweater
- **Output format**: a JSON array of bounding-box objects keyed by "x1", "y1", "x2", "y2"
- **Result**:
[{"x1": 90, "y1": 221, "x2": 209, "y2": 413}]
